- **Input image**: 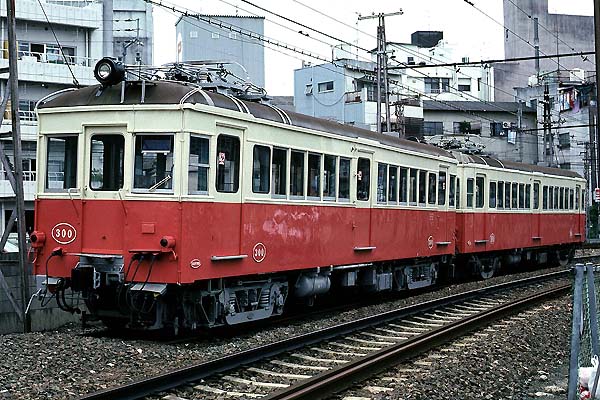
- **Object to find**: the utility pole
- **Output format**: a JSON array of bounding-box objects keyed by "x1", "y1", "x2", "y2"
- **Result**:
[
  {"x1": 543, "y1": 83, "x2": 551, "y2": 166},
  {"x1": 6, "y1": 0, "x2": 31, "y2": 333},
  {"x1": 589, "y1": 102, "x2": 597, "y2": 189},
  {"x1": 358, "y1": 10, "x2": 402, "y2": 134},
  {"x1": 533, "y1": 17, "x2": 540, "y2": 77},
  {"x1": 594, "y1": 0, "x2": 600, "y2": 189},
  {"x1": 517, "y1": 101, "x2": 523, "y2": 162},
  {"x1": 121, "y1": 18, "x2": 141, "y2": 64}
]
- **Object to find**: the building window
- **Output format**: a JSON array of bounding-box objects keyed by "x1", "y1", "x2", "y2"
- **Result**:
[
  {"x1": 490, "y1": 122, "x2": 506, "y2": 136},
  {"x1": 215, "y1": 135, "x2": 240, "y2": 193},
  {"x1": 190, "y1": 31, "x2": 198, "y2": 38},
  {"x1": 318, "y1": 81, "x2": 334, "y2": 92},
  {"x1": 558, "y1": 132, "x2": 571, "y2": 149},
  {"x1": 18, "y1": 100, "x2": 36, "y2": 121},
  {"x1": 252, "y1": 145, "x2": 270, "y2": 194},
  {"x1": 46, "y1": 135, "x2": 78, "y2": 191},
  {"x1": 211, "y1": 32, "x2": 220, "y2": 39},
  {"x1": 453, "y1": 121, "x2": 470, "y2": 134},
  {"x1": 272, "y1": 148, "x2": 287, "y2": 197},
  {"x1": 229, "y1": 32, "x2": 238, "y2": 39},
  {"x1": 357, "y1": 158, "x2": 370, "y2": 201},
  {"x1": 304, "y1": 84, "x2": 313, "y2": 95},
  {"x1": 458, "y1": 84, "x2": 471, "y2": 92},
  {"x1": 90, "y1": 135, "x2": 124, "y2": 191},
  {"x1": 423, "y1": 121, "x2": 443, "y2": 136},
  {"x1": 407, "y1": 56, "x2": 414, "y2": 64},
  {"x1": 134, "y1": 135, "x2": 174, "y2": 192},
  {"x1": 424, "y1": 77, "x2": 450, "y2": 93},
  {"x1": 189, "y1": 136, "x2": 210, "y2": 195}
]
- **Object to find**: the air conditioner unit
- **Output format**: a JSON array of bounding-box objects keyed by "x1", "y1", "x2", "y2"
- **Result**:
[{"x1": 502, "y1": 121, "x2": 511, "y2": 129}]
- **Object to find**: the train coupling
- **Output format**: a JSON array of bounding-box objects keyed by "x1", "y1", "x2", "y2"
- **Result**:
[{"x1": 70, "y1": 253, "x2": 124, "y2": 293}]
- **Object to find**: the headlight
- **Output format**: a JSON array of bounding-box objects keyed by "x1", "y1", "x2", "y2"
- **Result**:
[{"x1": 94, "y1": 57, "x2": 125, "y2": 86}]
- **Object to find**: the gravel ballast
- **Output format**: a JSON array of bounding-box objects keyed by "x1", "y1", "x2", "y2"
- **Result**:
[{"x1": 0, "y1": 265, "x2": 573, "y2": 399}]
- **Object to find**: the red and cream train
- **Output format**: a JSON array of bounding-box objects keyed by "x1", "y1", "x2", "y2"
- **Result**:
[{"x1": 31, "y1": 59, "x2": 585, "y2": 330}]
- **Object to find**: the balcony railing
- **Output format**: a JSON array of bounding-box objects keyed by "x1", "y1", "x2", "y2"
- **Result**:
[
  {"x1": 45, "y1": 0, "x2": 101, "y2": 7},
  {"x1": 0, "y1": 170, "x2": 37, "y2": 181},
  {"x1": 345, "y1": 91, "x2": 362, "y2": 103},
  {"x1": 9, "y1": 50, "x2": 96, "y2": 68}
]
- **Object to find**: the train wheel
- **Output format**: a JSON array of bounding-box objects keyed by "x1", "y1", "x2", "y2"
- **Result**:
[
  {"x1": 556, "y1": 249, "x2": 571, "y2": 267},
  {"x1": 474, "y1": 256, "x2": 499, "y2": 280}
]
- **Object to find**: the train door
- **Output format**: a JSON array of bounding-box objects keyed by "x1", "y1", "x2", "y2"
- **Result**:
[
  {"x1": 82, "y1": 126, "x2": 127, "y2": 252},
  {"x1": 213, "y1": 127, "x2": 244, "y2": 258},
  {"x1": 472, "y1": 174, "x2": 487, "y2": 246},
  {"x1": 438, "y1": 167, "x2": 449, "y2": 243},
  {"x1": 575, "y1": 185, "x2": 583, "y2": 238},
  {"x1": 531, "y1": 181, "x2": 541, "y2": 241},
  {"x1": 353, "y1": 152, "x2": 373, "y2": 251}
]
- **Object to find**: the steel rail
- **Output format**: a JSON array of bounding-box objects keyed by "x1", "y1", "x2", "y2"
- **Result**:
[
  {"x1": 263, "y1": 283, "x2": 571, "y2": 400},
  {"x1": 77, "y1": 270, "x2": 569, "y2": 400}
]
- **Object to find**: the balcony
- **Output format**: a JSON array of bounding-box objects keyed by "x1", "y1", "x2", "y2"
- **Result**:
[
  {"x1": 0, "y1": 0, "x2": 102, "y2": 29},
  {"x1": 0, "y1": 171, "x2": 37, "y2": 201},
  {"x1": 0, "y1": 50, "x2": 97, "y2": 86}
]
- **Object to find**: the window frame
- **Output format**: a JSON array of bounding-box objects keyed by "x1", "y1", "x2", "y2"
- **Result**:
[
  {"x1": 89, "y1": 134, "x2": 125, "y2": 192},
  {"x1": 45, "y1": 134, "x2": 79, "y2": 193},
  {"x1": 215, "y1": 134, "x2": 240, "y2": 194},
  {"x1": 188, "y1": 134, "x2": 210, "y2": 196},
  {"x1": 271, "y1": 147, "x2": 288, "y2": 199},
  {"x1": 252, "y1": 144, "x2": 271, "y2": 194}
]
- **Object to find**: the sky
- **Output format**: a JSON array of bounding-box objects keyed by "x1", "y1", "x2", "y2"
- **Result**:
[{"x1": 152, "y1": 0, "x2": 593, "y2": 96}]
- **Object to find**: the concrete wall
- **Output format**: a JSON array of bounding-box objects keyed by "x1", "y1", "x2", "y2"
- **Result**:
[
  {"x1": 113, "y1": 0, "x2": 154, "y2": 65},
  {"x1": 0, "y1": 255, "x2": 81, "y2": 334},
  {"x1": 496, "y1": 0, "x2": 595, "y2": 101},
  {"x1": 177, "y1": 15, "x2": 265, "y2": 88}
]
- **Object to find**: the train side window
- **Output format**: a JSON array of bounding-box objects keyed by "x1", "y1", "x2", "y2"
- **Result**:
[
  {"x1": 504, "y1": 182, "x2": 511, "y2": 209},
  {"x1": 400, "y1": 167, "x2": 409, "y2": 204},
  {"x1": 188, "y1": 135, "x2": 210, "y2": 195},
  {"x1": 389, "y1": 166, "x2": 398, "y2": 203},
  {"x1": 511, "y1": 183, "x2": 518, "y2": 209},
  {"x1": 323, "y1": 155, "x2": 336, "y2": 201},
  {"x1": 134, "y1": 135, "x2": 174, "y2": 192},
  {"x1": 489, "y1": 181, "x2": 496, "y2": 208},
  {"x1": 456, "y1": 178, "x2": 461, "y2": 208},
  {"x1": 428, "y1": 172, "x2": 437, "y2": 205},
  {"x1": 418, "y1": 170, "x2": 427, "y2": 205},
  {"x1": 272, "y1": 148, "x2": 287, "y2": 197},
  {"x1": 576, "y1": 187, "x2": 580, "y2": 210},
  {"x1": 548, "y1": 186, "x2": 553, "y2": 209},
  {"x1": 252, "y1": 145, "x2": 270, "y2": 194},
  {"x1": 581, "y1": 188, "x2": 585, "y2": 211},
  {"x1": 569, "y1": 189, "x2": 574, "y2": 210},
  {"x1": 525, "y1": 184, "x2": 531, "y2": 209},
  {"x1": 497, "y1": 181, "x2": 504, "y2": 209},
  {"x1": 466, "y1": 178, "x2": 474, "y2": 208},
  {"x1": 89, "y1": 135, "x2": 124, "y2": 191},
  {"x1": 356, "y1": 158, "x2": 370, "y2": 201},
  {"x1": 290, "y1": 151, "x2": 305, "y2": 197},
  {"x1": 215, "y1": 135, "x2": 239, "y2": 193},
  {"x1": 533, "y1": 183, "x2": 539, "y2": 209},
  {"x1": 449, "y1": 174, "x2": 456, "y2": 207},
  {"x1": 554, "y1": 186, "x2": 559, "y2": 210},
  {"x1": 46, "y1": 135, "x2": 78, "y2": 191},
  {"x1": 559, "y1": 187, "x2": 564, "y2": 209},
  {"x1": 308, "y1": 153, "x2": 321, "y2": 199},
  {"x1": 338, "y1": 158, "x2": 350, "y2": 201},
  {"x1": 377, "y1": 163, "x2": 388, "y2": 203},
  {"x1": 475, "y1": 176, "x2": 484, "y2": 208},
  {"x1": 409, "y1": 169, "x2": 417, "y2": 204},
  {"x1": 543, "y1": 186, "x2": 548, "y2": 210},
  {"x1": 518, "y1": 183, "x2": 525, "y2": 209},
  {"x1": 438, "y1": 171, "x2": 446, "y2": 206}
]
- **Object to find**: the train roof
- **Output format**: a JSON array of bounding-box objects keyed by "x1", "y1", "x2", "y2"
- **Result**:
[
  {"x1": 38, "y1": 80, "x2": 453, "y2": 159},
  {"x1": 454, "y1": 153, "x2": 583, "y2": 179}
]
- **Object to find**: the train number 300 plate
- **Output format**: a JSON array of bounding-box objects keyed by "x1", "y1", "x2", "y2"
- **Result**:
[{"x1": 51, "y1": 222, "x2": 77, "y2": 245}]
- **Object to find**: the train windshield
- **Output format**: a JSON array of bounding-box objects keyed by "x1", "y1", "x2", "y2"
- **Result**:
[
  {"x1": 45, "y1": 135, "x2": 78, "y2": 191},
  {"x1": 134, "y1": 135, "x2": 174, "y2": 192}
]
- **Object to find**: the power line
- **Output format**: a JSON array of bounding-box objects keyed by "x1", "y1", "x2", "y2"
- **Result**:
[{"x1": 387, "y1": 51, "x2": 596, "y2": 70}]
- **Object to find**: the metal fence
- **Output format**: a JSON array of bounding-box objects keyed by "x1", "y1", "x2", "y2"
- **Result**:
[{"x1": 569, "y1": 263, "x2": 600, "y2": 399}]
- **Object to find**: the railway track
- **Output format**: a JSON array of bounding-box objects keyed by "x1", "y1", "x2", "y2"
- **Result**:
[{"x1": 78, "y1": 270, "x2": 571, "y2": 400}]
